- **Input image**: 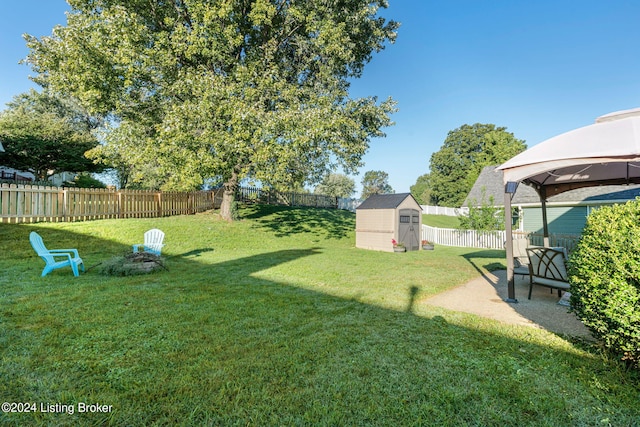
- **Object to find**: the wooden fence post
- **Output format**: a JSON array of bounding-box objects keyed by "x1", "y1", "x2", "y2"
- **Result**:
[
  {"x1": 157, "y1": 192, "x2": 162, "y2": 217},
  {"x1": 62, "y1": 189, "x2": 68, "y2": 222}
]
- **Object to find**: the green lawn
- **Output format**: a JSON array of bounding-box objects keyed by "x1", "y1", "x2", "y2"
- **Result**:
[
  {"x1": 1, "y1": 205, "x2": 638, "y2": 426},
  {"x1": 422, "y1": 214, "x2": 460, "y2": 228}
]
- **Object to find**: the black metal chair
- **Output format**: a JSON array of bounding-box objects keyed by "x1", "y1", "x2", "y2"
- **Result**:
[{"x1": 525, "y1": 247, "x2": 570, "y2": 300}]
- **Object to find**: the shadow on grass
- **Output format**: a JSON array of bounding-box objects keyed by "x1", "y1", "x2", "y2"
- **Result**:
[
  {"x1": 177, "y1": 248, "x2": 216, "y2": 258},
  {"x1": 8, "y1": 223, "x2": 319, "y2": 281},
  {"x1": 406, "y1": 285, "x2": 420, "y2": 313},
  {"x1": 462, "y1": 249, "x2": 507, "y2": 280},
  {"x1": 241, "y1": 204, "x2": 355, "y2": 238},
  {"x1": 0, "y1": 225, "x2": 128, "y2": 266},
  {"x1": 463, "y1": 248, "x2": 506, "y2": 283},
  {"x1": 2, "y1": 225, "x2": 639, "y2": 425}
]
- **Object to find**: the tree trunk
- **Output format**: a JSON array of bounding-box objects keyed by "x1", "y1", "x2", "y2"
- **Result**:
[{"x1": 219, "y1": 170, "x2": 239, "y2": 221}]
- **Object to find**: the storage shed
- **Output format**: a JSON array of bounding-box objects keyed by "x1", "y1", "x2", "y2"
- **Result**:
[{"x1": 356, "y1": 193, "x2": 422, "y2": 252}]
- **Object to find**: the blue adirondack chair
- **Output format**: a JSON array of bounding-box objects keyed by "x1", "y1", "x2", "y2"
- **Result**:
[
  {"x1": 132, "y1": 228, "x2": 165, "y2": 256},
  {"x1": 29, "y1": 231, "x2": 85, "y2": 277}
]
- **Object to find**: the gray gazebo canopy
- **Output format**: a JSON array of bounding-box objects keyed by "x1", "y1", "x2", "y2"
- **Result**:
[{"x1": 497, "y1": 107, "x2": 640, "y2": 301}]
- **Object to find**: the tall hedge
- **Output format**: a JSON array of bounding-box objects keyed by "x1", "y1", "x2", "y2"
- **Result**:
[{"x1": 568, "y1": 200, "x2": 640, "y2": 367}]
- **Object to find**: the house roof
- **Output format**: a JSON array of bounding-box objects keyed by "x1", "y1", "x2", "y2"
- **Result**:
[
  {"x1": 464, "y1": 165, "x2": 640, "y2": 207},
  {"x1": 356, "y1": 193, "x2": 419, "y2": 210},
  {"x1": 463, "y1": 166, "x2": 535, "y2": 207}
]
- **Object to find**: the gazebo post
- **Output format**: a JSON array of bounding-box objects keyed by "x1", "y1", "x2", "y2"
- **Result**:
[
  {"x1": 539, "y1": 187, "x2": 550, "y2": 246},
  {"x1": 504, "y1": 182, "x2": 518, "y2": 303}
]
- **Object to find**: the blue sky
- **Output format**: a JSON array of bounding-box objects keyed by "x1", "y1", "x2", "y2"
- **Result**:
[{"x1": 2, "y1": 1, "x2": 640, "y2": 198}]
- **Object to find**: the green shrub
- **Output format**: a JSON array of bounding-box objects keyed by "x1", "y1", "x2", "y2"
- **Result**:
[
  {"x1": 568, "y1": 200, "x2": 640, "y2": 367},
  {"x1": 65, "y1": 173, "x2": 107, "y2": 188}
]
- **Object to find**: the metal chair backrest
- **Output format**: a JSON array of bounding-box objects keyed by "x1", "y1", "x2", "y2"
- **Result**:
[{"x1": 526, "y1": 247, "x2": 568, "y2": 281}]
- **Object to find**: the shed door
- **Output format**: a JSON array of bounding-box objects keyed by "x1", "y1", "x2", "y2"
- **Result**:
[{"x1": 399, "y1": 209, "x2": 420, "y2": 251}]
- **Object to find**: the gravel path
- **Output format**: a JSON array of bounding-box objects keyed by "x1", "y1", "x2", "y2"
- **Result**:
[{"x1": 424, "y1": 270, "x2": 592, "y2": 338}]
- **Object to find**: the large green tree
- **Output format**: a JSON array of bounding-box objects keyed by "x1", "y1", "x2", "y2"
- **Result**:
[
  {"x1": 314, "y1": 173, "x2": 355, "y2": 198},
  {"x1": 0, "y1": 90, "x2": 101, "y2": 180},
  {"x1": 25, "y1": 0, "x2": 398, "y2": 220},
  {"x1": 410, "y1": 173, "x2": 430, "y2": 205},
  {"x1": 87, "y1": 121, "x2": 182, "y2": 190},
  {"x1": 360, "y1": 170, "x2": 393, "y2": 199},
  {"x1": 428, "y1": 123, "x2": 526, "y2": 207}
]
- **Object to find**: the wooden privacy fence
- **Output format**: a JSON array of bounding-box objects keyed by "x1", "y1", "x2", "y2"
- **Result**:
[
  {"x1": 527, "y1": 232, "x2": 581, "y2": 254},
  {"x1": 236, "y1": 186, "x2": 338, "y2": 209},
  {"x1": 0, "y1": 183, "x2": 218, "y2": 223},
  {"x1": 0, "y1": 183, "x2": 342, "y2": 223}
]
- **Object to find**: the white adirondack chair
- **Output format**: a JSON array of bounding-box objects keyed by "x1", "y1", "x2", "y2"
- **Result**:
[
  {"x1": 29, "y1": 231, "x2": 85, "y2": 277},
  {"x1": 133, "y1": 229, "x2": 165, "y2": 255}
]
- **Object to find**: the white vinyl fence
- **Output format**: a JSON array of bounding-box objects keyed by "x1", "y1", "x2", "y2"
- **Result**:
[
  {"x1": 422, "y1": 225, "x2": 581, "y2": 252},
  {"x1": 422, "y1": 225, "x2": 506, "y2": 249},
  {"x1": 421, "y1": 205, "x2": 469, "y2": 217},
  {"x1": 338, "y1": 198, "x2": 360, "y2": 211}
]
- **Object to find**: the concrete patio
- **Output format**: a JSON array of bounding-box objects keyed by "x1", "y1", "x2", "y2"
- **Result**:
[{"x1": 424, "y1": 269, "x2": 592, "y2": 338}]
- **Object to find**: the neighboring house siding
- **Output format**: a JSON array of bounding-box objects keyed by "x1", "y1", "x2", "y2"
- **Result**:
[
  {"x1": 49, "y1": 172, "x2": 77, "y2": 187},
  {"x1": 523, "y1": 206, "x2": 588, "y2": 235},
  {"x1": 0, "y1": 167, "x2": 76, "y2": 186},
  {"x1": 466, "y1": 165, "x2": 640, "y2": 238},
  {"x1": 0, "y1": 167, "x2": 35, "y2": 181}
]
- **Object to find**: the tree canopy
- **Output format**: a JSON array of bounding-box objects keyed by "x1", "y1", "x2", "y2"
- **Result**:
[
  {"x1": 360, "y1": 170, "x2": 393, "y2": 199},
  {"x1": 314, "y1": 173, "x2": 355, "y2": 199},
  {"x1": 26, "y1": 0, "x2": 398, "y2": 219},
  {"x1": 87, "y1": 121, "x2": 177, "y2": 190},
  {"x1": 0, "y1": 90, "x2": 101, "y2": 180},
  {"x1": 428, "y1": 123, "x2": 526, "y2": 207},
  {"x1": 410, "y1": 173, "x2": 431, "y2": 205}
]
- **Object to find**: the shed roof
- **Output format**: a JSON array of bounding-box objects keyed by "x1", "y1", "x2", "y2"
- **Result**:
[
  {"x1": 464, "y1": 165, "x2": 640, "y2": 207},
  {"x1": 356, "y1": 193, "x2": 419, "y2": 210}
]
